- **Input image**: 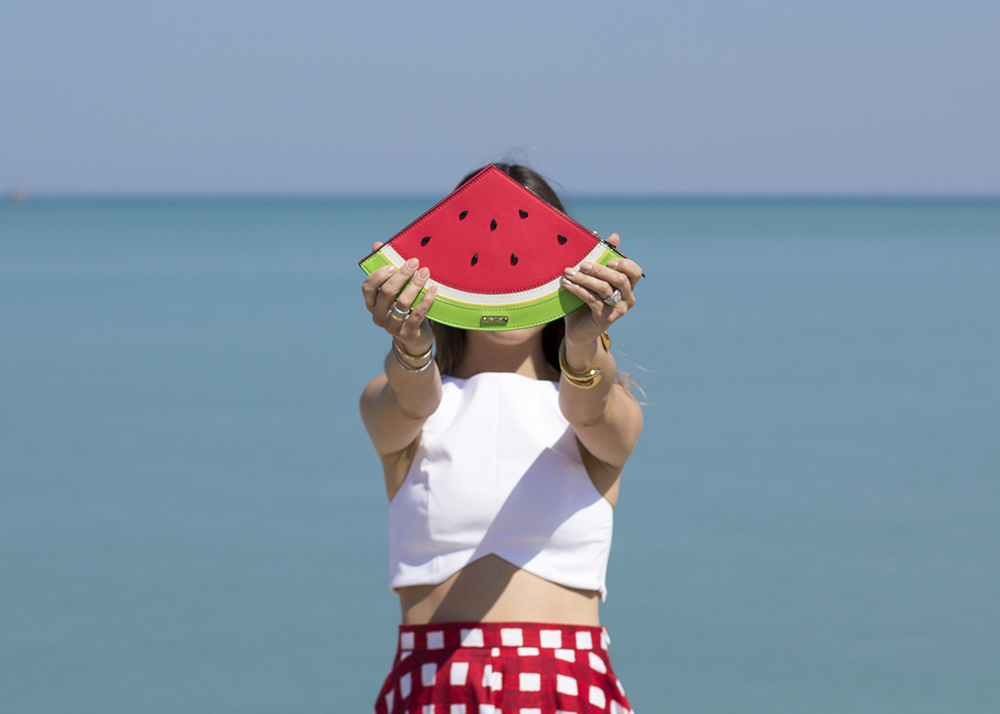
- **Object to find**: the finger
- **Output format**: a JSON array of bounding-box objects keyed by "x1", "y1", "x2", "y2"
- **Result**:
[
  {"x1": 372, "y1": 241, "x2": 384, "y2": 252},
  {"x1": 394, "y1": 267, "x2": 430, "y2": 312},
  {"x1": 604, "y1": 232, "x2": 621, "y2": 249},
  {"x1": 605, "y1": 257, "x2": 643, "y2": 290},
  {"x1": 564, "y1": 264, "x2": 625, "y2": 303},
  {"x1": 373, "y1": 258, "x2": 420, "y2": 317},
  {"x1": 561, "y1": 281, "x2": 619, "y2": 330},
  {"x1": 579, "y1": 260, "x2": 632, "y2": 291},
  {"x1": 584, "y1": 259, "x2": 640, "y2": 300},
  {"x1": 398, "y1": 285, "x2": 439, "y2": 343},
  {"x1": 363, "y1": 265, "x2": 400, "y2": 312},
  {"x1": 568, "y1": 263, "x2": 637, "y2": 315},
  {"x1": 408, "y1": 283, "x2": 438, "y2": 323},
  {"x1": 562, "y1": 273, "x2": 613, "y2": 312}
]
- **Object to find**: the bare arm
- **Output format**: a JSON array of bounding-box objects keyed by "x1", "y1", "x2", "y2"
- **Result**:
[
  {"x1": 558, "y1": 234, "x2": 644, "y2": 470},
  {"x1": 358, "y1": 244, "x2": 442, "y2": 460}
]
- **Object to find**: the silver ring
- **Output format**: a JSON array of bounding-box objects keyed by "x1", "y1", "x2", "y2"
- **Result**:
[
  {"x1": 389, "y1": 302, "x2": 411, "y2": 321},
  {"x1": 603, "y1": 289, "x2": 622, "y2": 307}
]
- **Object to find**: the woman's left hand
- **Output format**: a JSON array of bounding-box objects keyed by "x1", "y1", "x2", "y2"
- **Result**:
[{"x1": 561, "y1": 233, "x2": 643, "y2": 347}]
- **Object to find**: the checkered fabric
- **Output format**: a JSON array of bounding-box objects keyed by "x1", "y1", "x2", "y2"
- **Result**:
[{"x1": 373, "y1": 622, "x2": 634, "y2": 714}]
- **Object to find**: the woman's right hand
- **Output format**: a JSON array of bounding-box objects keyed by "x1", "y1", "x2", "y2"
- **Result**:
[{"x1": 361, "y1": 242, "x2": 438, "y2": 354}]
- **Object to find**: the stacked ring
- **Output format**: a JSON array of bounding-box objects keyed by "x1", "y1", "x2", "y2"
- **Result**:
[{"x1": 389, "y1": 302, "x2": 411, "y2": 321}]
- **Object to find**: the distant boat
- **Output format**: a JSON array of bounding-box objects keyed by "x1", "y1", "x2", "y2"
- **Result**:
[{"x1": 7, "y1": 188, "x2": 27, "y2": 203}]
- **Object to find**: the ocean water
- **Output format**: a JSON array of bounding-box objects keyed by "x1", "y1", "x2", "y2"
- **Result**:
[{"x1": 1, "y1": 197, "x2": 998, "y2": 713}]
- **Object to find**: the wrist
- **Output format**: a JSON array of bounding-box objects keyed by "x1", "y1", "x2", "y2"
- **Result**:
[
  {"x1": 391, "y1": 338, "x2": 434, "y2": 372},
  {"x1": 393, "y1": 334, "x2": 433, "y2": 356},
  {"x1": 562, "y1": 332, "x2": 611, "y2": 371},
  {"x1": 559, "y1": 332, "x2": 611, "y2": 388}
]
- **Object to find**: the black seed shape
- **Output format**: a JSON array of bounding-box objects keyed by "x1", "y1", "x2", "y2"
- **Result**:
[
  {"x1": 420, "y1": 236, "x2": 431, "y2": 246},
  {"x1": 519, "y1": 209, "x2": 528, "y2": 219},
  {"x1": 557, "y1": 234, "x2": 568, "y2": 245},
  {"x1": 459, "y1": 210, "x2": 468, "y2": 220},
  {"x1": 490, "y1": 219, "x2": 497, "y2": 231},
  {"x1": 471, "y1": 253, "x2": 478, "y2": 266},
  {"x1": 510, "y1": 253, "x2": 518, "y2": 266}
]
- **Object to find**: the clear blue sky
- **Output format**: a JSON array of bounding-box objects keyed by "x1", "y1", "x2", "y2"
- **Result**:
[{"x1": 2, "y1": 1, "x2": 998, "y2": 196}]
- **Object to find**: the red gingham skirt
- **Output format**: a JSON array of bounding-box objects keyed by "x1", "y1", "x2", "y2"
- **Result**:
[{"x1": 373, "y1": 622, "x2": 634, "y2": 714}]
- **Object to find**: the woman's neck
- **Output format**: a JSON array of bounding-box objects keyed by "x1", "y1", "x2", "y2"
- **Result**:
[{"x1": 452, "y1": 330, "x2": 560, "y2": 381}]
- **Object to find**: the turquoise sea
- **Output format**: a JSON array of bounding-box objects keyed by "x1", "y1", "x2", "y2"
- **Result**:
[{"x1": 1, "y1": 198, "x2": 998, "y2": 713}]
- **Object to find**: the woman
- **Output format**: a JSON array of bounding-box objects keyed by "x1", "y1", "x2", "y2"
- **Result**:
[{"x1": 360, "y1": 165, "x2": 643, "y2": 713}]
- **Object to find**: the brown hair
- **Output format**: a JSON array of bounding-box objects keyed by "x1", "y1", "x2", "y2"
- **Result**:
[{"x1": 432, "y1": 164, "x2": 566, "y2": 376}]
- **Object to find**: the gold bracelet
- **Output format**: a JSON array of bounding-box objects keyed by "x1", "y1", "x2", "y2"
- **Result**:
[
  {"x1": 392, "y1": 338, "x2": 433, "y2": 363},
  {"x1": 391, "y1": 339, "x2": 434, "y2": 373},
  {"x1": 559, "y1": 333, "x2": 610, "y2": 389}
]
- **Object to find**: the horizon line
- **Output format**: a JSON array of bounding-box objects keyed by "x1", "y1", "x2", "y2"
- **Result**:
[{"x1": 6, "y1": 190, "x2": 1000, "y2": 204}]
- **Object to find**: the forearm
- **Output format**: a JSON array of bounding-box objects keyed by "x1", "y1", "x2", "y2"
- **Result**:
[
  {"x1": 360, "y1": 250, "x2": 445, "y2": 456},
  {"x1": 382, "y1": 345, "x2": 442, "y2": 420},
  {"x1": 558, "y1": 337, "x2": 615, "y2": 427},
  {"x1": 359, "y1": 345, "x2": 442, "y2": 457},
  {"x1": 559, "y1": 337, "x2": 643, "y2": 468}
]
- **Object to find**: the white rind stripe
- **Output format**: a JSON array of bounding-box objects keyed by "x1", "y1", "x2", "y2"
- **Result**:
[{"x1": 380, "y1": 244, "x2": 608, "y2": 306}]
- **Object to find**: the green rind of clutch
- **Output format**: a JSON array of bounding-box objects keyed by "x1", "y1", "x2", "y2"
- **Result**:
[{"x1": 359, "y1": 247, "x2": 623, "y2": 331}]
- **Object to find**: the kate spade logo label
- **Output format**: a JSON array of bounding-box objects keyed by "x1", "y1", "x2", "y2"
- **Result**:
[{"x1": 480, "y1": 315, "x2": 509, "y2": 325}]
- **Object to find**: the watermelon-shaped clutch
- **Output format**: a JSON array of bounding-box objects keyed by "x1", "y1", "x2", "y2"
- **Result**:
[{"x1": 358, "y1": 165, "x2": 626, "y2": 331}]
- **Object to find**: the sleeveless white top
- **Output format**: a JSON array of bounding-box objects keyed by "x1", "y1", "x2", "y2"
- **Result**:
[{"x1": 388, "y1": 372, "x2": 615, "y2": 599}]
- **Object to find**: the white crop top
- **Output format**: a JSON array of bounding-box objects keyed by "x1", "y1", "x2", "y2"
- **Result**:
[{"x1": 388, "y1": 372, "x2": 615, "y2": 599}]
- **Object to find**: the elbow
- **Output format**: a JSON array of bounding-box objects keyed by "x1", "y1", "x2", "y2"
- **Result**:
[
  {"x1": 396, "y1": 401, "x2": 439, "y2": 421},
  {"x1": 570, "y1": 408, "x2": 609, "y2": 430}
]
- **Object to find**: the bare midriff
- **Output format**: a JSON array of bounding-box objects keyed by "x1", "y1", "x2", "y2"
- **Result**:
[{"x1": 396, "y1": 554, "x2": 601, "y2": 626}]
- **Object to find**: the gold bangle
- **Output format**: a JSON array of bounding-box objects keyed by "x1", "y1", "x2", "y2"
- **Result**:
[
  {"x1": 392, "y1": 338, "x2": 433, "y2": 363},
  {"x1": 391, "y1": 339, "x2": 434, "y2": 372},
  {"x1": 559, "y1": 334, "x2": 610, "y2": 389}
]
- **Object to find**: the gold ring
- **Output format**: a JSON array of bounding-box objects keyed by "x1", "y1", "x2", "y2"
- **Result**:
[{"x1": 389, "y1": 302, "x2": 411, "y2": 321}]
